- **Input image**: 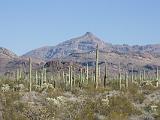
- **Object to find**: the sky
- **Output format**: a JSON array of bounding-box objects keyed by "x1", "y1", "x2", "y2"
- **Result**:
[{"x1": 0, "y1": 0, "x2": 160, "y2": 55}]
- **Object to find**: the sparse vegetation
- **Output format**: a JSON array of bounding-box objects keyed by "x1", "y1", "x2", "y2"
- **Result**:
[{"x1": 0, "y1": 46, "x2": 160, "y2": 120}]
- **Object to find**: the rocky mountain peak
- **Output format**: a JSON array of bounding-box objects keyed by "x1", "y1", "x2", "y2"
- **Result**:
[
  {"x1": 1, "y1": 33, "x2": 160, "y2": 75},
  {"x1": 22, "y1": 32, "x2": 160, "y2": 62},
  {"x1": 84, "y1": 32, "x2": 95, "y2": 37},
  {"x1": 23, "y1": 32, "x2": 109, "y2": 60},
  {"x1": 60, "y1": 32, "x2": 107, "y2": 50},
  {"x1": 78, "y1": 32, "x2": 105, "y2": 44}
]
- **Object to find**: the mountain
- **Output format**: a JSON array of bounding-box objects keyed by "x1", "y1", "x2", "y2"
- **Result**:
[
  {"x1": 0, "y1": 47, "x2": 17, "y2": 59},
  {"x1": 22, "y1": 46, "x2": 54, "y2": 60},
  {"x1": 23, "y1": 32, "x2": 160, "y2": 62},
  {"x1": 113, "y1": 44, "x2": 160, "y2": 57},
  {"x1": 0, "y1": 47, "x2": 42, "y2": 75},
  {"x1": 23, "y1": 32, "x2": 112, "y2": 61},
  {"x1": 0, "y1": 47, "x2": 18, "y2": 74},
  {"x1": 1, "y1": 32, "x2": 160, "y2": 75},
  {"x1": 22, "y1": 32, "x2": 160, "y2": 74}
]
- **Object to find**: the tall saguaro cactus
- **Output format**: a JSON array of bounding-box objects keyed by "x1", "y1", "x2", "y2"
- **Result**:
[
  {"x1": 104, "y1": 62, "x2": 107, "y2": 87},
  {"x1": 38, "y1": 72, "x2": 41, "y2": 86},
  {"x1": 62, "y1": 71, "x2": 65, "y2": 82},
  {"x1": 131, "y1": 66, "x2": 134, "y2": 83},
  {"x1": 95, "y1": 44, "x2": 99, "y2": 89},
  {"x1": 19, "y1": 68, "x2": 22, "y2": 80},
  {"x1": 16, "y1": 69, "x2": 19, "y2": 82},
  {"x1": 80, "y1": 68, "x2": 83, "y2": 87},
  {"x1": 118, "y1": 63, "x2": 122, "y2": 90},
  {"x1": 143, "y1": 70, "x2": 146, "y2": 81},
  {"x1": 156, "y1": 66, "x2": 159, "y2": 81},
  {"x1": 41, "y1": 70, "x2": 44, "y2": 87},
  {"x1": 91, "y1": 70, "x2": 94, "y2": 82},
  {"x1": 29, "y1": 58, "x2": 32, "y2": 92},
  {"x1": 125, "y1": 72, "x2": 128, "y2": 88},
  {"x1": 99, "y1": 65, "x2": 101, "y2": 83},
  {"x1": 139, "y1": 71, "x2": 142, "y2": 84},
  {"x1": 73, "y1": 67, "x2": 75, "y2": 86},
  {"x1": 68, "y1": 66, "x2": 71, "y2": 86},
  {"x1": 86, "y1": 64, "x2": 89, "y2": 84},
  {"x1": 35, "y1": 70, "x2": 38, "y2": 85},
  {"x1": 70, "y1": 66, "x2": 73, "y2": 90},
  {"x1": 156, "y1": 66, "x2": 159, "y2": 87},
  {"x1": 44, "y1": 68, "x2": 47, "y2": 83}
]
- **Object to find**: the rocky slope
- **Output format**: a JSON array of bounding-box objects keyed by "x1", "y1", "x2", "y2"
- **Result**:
[
  {"x1": 0, "y1": 47, "x2": 18, "y2": 74},
  {"x1": 23, "y1": 32, "x2": 112, "y2": 61},
  {"x1": 23, "y1": 32, "x2": 160, "y2": 61},
  {"x1": 22, "y1": 46, "x2": 54, "y2": 60},
  {"x1": 0, "y1": 47, "x2": 43, "y2": 75},
  {"x1": 0, "y1": 47, "x2": 17, "y2": 58},
  {"x1": 22, "y1": 32, "x2": 160, "y2": 74}
]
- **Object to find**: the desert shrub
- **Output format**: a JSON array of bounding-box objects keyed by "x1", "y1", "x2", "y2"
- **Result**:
[
  {"x1": 4, "y1": 92, "x2": 21, "y2": 106},
  {"x1": 108, "y1": 80, "x2": 119, "y2": 90},
  {"x1": 108, "y1": 95, "x2": 141, "y2": 118},
  {"x1": 3, "y1": 100, "x2": 28, "y2": 120},
  {"x1": 71, "y1": 87, "x2": 85, "y2": 96},
  {"x1": 74, "y1": 100, "x2": 95, "y2": 120},
  {"x1": 142, "y1": 84, "x2": 156, "y2": 95},
  {"x1": 154, "y1": 102, "x2": 160, "y2": 120},
  {"x1": 46, "y1": 88, "x2": 63, "y2": 98},
  {"x1": 133, "y1": 93, "x2": 145, "y2": 104},
  {"x1": 61, "y1": 95, "x2": 141, "y2": 120},
  {"x1": 127, "y1": 84, "x2": 145, "y2": 104},
  {"x1": 108, "y1": 111, "x2": 128, "y2": 120}
]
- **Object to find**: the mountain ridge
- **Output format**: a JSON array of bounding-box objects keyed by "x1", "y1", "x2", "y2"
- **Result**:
[
  {"x1": 22, "y1": 32, "x2": 160, "y2": 61},
  {"x1": 0, "y1": 32, "x2": 160, "y2": 75},
  {"x1": 22, "y1": 32, "x2": 109, "y2": 61}
]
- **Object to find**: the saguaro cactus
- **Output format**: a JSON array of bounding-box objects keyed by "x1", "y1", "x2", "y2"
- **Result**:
[
  {"x1": 134, "y1": 73, "x2": 137, "y2": 82},
  {"x1": 131, "y1": 66, "x2": 134, "y2": 83},
  {"x1": 95, "y1": 44, "x2": 99, "y2": 89},
  {"x1": 99, "y1": 65, "x2": 101, "y2": 83},
  {"x1": 19, "y1": 68, "x2": 22, "y2": 80},
  {"x1": 143, "y1": 70, "x2": 146, "y2": 81},
  {"x1": 86, "y1": 64, "x2": 89, "y2": 85},
  {"x1": 29, "y1": 58, "x2": 32, "y2": 92},
  {"x1": 44, "y1": 68, "x2": 47, "y2": 83},
  {"x1": 125, "y1": 72, "x2": 128, "y2": 88},
  {"x1": 41, "y1": 70, "x2": 44, "y2": 87},
  {"x1": 70, "y1": 66, "x2": 73, "y2": 90},
  {"x1": 53, "y1": 80, "x2": 56, "y2": 88},
  {"x1": 68, "y1": 66, "x2": 71, "y2": 85},
  {"x1": 62, "y1": 71, "x2": 65, "y2": 82},
  {"x1": 65, "y1": 74, "x2": 67, "y2": 87},
  {"x1": 80, "y1": 68, "x2": 83, "y2": 87},
  {"x1": 91, "y1": 70, "x2": 94, "y2": 82},
  {"x1": 156, "y1": 66, "x2": 159, "y2": 87},
  {"x1": 38, "y1": 72, "x2": 41, "y2": 86},
  {"x1": 156, "y1": 66, "x2": 159, "y2": 81},
  {"x1": 118, "y1": 63, "x2": 122, "y2": 90},
  {"x1": 139, "y1": 71, "x2": 142, "y2": 84},
  {"x1": 73, "y1": 67, "x2": 75, "y2": 86},
  {"x1": 104, "y1": 62, "x2": 107, "y2": 87},
  {"x1": 35, "y1": 70, "x2": 38, "y2": 85},
  {"x1": 16, "y1": 69, "x2": 19, "y2": 82}
]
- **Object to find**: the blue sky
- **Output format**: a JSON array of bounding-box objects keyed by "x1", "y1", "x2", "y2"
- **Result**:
[{"x1": 0, "y1": 0, "x2": 160, "y2": 55}]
